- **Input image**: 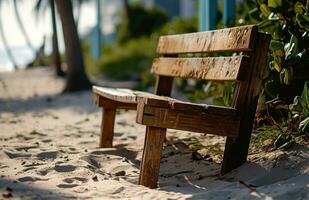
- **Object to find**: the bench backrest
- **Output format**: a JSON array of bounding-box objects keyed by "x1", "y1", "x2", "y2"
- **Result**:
[
  {"x1": 151, "y1": 25, "x2": 258, "y2": 82},
  {"x1": 150, "y1": 25, "x2": 270, "y2": 115}
]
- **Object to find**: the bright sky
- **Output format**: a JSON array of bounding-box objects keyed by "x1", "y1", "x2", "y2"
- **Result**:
[
  {"x1": 0, "y1": 0, "x2": 123, "y2": 71},
  {"x1": 0, "y1": 0, "x2": 97, "y2": 53}
]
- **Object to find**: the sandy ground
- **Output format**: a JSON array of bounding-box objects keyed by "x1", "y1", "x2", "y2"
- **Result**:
[{"x1": 0, "y1": 67, "x2": 308, "y2": 200}]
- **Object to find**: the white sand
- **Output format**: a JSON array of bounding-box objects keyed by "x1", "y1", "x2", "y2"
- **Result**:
[{"x1": 0, "y1": 67, "x2": 308, "y2": 199}]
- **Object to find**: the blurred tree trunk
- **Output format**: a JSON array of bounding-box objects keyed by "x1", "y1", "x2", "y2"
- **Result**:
[
  {"x1": 123, "y1": 0, "x2": 132, "y2": 24},
  {"x1": 55, "y1": 0, "x2": 91, "y2": 92},
  {"x1": 50, "y1": 0, "x2": 65, "y2": 77}
]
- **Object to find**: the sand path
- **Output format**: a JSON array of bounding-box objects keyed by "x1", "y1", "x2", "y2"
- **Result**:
[{"x1": 0, "y1": 67, "x2": 308, "y2": 199}]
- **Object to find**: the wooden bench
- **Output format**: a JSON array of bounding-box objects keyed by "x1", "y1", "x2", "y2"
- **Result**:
[{"x1": 93, "y1": 25, "x2": 270, "y2": 188}]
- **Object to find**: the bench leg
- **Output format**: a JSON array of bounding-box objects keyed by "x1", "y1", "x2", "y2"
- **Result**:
[
  {"x1": 139, "y1": 126, "x2": 166, "y2": 188},
  {"x1": 100, "y1": 108, "x2": 116, "y2": 148}
]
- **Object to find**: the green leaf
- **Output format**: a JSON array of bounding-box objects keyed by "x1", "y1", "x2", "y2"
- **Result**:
[
  {"x1": 260, "y1": 4, "x2": 271, "y2": 16},
  {"x1": 290, "y1": 96, "x2": 304, "y2": 113},
  {"x1": 265, "y1": 80, "x2": 279, "y2": 98},
  {"x1": 294, "y1": 2, "x2": 305, "y2": 14},
  {"x1": 290, "y1": 82, "x2": 309, "y2": 115},
  {"x1": 286, "y1": 50, "x2": 307, "y2": 66},
  {"x1": 301, "y1": 82, "x2": 309, "y2": 114},
  {"x1": 299, "y1": 117, "x2": 309, "y2": 133},
  {"x1": 268, "y1": 0, "x2": 282, "y2": 8},
  {"x1": 274, "y1": 62, "x2": 281, "y2": 72},
  {"x1": 284, "y1": 35, "x2": 298, "y2": 59},
  {"x1": 282, "y1": 67, "x2": 293, "y2": 85},
  {"x1": 270, "y1": 40, "x2": 284, "y2": 51},
  {"x1": 268, "y1": 12, "x2": 279, "y2": 20},
  {"x1": 256, "y1": 0, "x2": 264, "y2": 5},
  {"x1": 273, "y1": 134, "x2": 294, "y2": 150},
  {"x1": 296, "y1": 14, "x2": 309, "y2": 31}
]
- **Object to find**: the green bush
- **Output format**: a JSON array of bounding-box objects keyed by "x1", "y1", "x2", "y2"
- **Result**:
[
  {"x1": 86, "y1": 17, "x2": 198, "y2": 90},
  {"x1": 241, "y1": 0, "x2": 309, "y2": 102},
  {"x1": 96, "y1": 37, "x2": 156, "y2": 80},
  {"x1": 117, "y1": 3, "x2": 168, "y2": 43},
  {"x1": 290, "y1": 81, "x2": 309, "y2": 133}
]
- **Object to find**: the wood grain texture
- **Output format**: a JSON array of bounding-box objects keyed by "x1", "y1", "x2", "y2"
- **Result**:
[
  {"x1": 136, "y1": 100, "x2": 240, "y2": 137},
  {"x1": 137, "y1": 96, "x2": 238, "y2": 116},
  {"x1": 156, "y1": 25, "x2": 258, "y2": 54},
  {"x1": 93, "y1": 93, "x2": 136, "y2": 110},
  {"x1": 151, "y1": 56, "x2": 249, "y2": 81},
  {"x1": 100, "y1": 108, "x2": 116, "y2": 148},
  {"x1": 138, "y1": 75, "x2": 173, "y2": 188},
  {"x1": 138, "y1": 126, "x2": 166, "y2": 188},
  {"x1": 221, "y1": 33, "x2": 271, "y2": 174},
  {"x1": 93, "y1": 86, "x2": 153, "y2": 104}
]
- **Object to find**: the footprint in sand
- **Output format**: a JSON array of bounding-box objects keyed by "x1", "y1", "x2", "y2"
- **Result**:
[
  {"x1": 56, "y1": 183, "x2": 79, "y2": 188},
  {"x1": 41, "y1": 139, "x2": 52, "y2": 143},
  {"x1": 35, "y1": 151, "x2": 59, "y2": 160},
  {"x1": 22, "y1": 166, "x2": 37, "y2": 172},
  {"x1": 18, "y1": 176, "x2": 48, "y2": 182},
  {"x1": 15, "y1": 145, "x2": 38, "y2": 151},
  {"x1": 62, "y1": 177, "x2": 88, "y2": 184},
  {"x1": 81, "y1": 155, "x2": 102, "y2": 169},
  {"x1": 4, "y1": 150, "x2": 31, "y2": 159},
  {"x1": 54, "y1": 164, "x2": 77, "y2": 172}
]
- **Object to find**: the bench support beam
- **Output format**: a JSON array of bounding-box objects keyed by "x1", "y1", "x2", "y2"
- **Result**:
[
  {"x1": 100, "y1": 108, "x2": 116, "y2": 148},
  {"x1": 139, "y1": 126, "x2": 166, "y2": 188},
  {"x1": 138, "y1": 75, "x2": 173, "y2": 188},
  {"x1": 221, "y1": 33, "x2": 271, "y2": 174}
]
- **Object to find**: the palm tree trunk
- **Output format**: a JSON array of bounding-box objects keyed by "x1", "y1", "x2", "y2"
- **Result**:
[
  {"x1": 13, "y1": 0, "x2": 36, "y2": 54},
  {"x1": 0, "y1": 5, "x2": 18, "y2": 70},
  {"x1": 50, "y1": 0, "x2": 65, "y2": 77},
  {"x1": 55, "y1": 0, "x2": 91, "y2": 92}
]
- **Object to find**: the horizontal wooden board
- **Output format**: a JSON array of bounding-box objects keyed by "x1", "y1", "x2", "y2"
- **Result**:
[
  {"x1": 137, "y1": 96, "x2": 238, "y2": 116},
  {"x1": 93, "y1": 93, "x2": 137, "y2": 110},
  {"x1": 156, "y1": 25, "x2": 257, "y2": 54},
  {"x1": 151, "y1": 56, "x2": 249, "y2": 81},
  {"x1": 136, "y1": 102, "x2": 240, "y2": 137},
  {"x1": 93, "y1": 86, "x2": 158, "y2": 104}
]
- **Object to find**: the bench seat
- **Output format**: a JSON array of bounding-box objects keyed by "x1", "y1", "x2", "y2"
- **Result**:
[{"x1": 93, "y1": 86, "x2": 240, "y2": 137}]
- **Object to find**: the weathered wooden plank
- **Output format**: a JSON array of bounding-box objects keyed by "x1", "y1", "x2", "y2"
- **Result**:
[
  {"x1": 138, "y1": 126, "x2": 166, "y2": 188},
  {"x1": 93, "y1": 86, "x2": 139, "y2": 103},
  {"x1": 137, "y1": 96, "x2": 238, "y2": 117},
  {"x1": 221, "y1": 32, "x2": 271, "y2": 174},
  {"x1": 100, "y1": 108, "x2": 116, "y2": 148},
  {"x1": 93, "y1": 86, "x2": 158, "y2": 104},
  {"x1": 138, "y1": 75, "x2": 173, "y2": 188},
  {"x1": 156, "y1": 25, "x2": 258, "y2": 54},
  {"x1": 136, "y1": 101, "x2": 240, "y2": 137},
  {"x1": 151, "y1": 56, "x2": 249, "y2": 81},
  {"x1": 93, "y1": 93, "x2": 137, "y2": 110}
]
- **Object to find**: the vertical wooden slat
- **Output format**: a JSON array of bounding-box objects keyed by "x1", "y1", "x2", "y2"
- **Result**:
[
  {"x1": 154, "y1": 76, "x2": 174, "y2": 96},
  {"x1": 138, "y1": 75, "x2": 173, "y2": 188},
  {"x1": 221, "y1": 33, "x2": 271, "y2": 174},
  {"x1": 100, "y1": 108, "x2": 116, "y2": 148}
]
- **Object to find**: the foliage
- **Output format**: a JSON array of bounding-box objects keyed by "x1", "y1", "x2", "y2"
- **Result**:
[
  {"x1": 241, "y1": 0, "x2": 309, "y2": 101},
  {"x1": 251, "y1": 125, "x2": 282, "y2": 150},
  {"x1": 117, "y1": 3, "x2": 168, "y2": 43},
  {"x1": 96, "y1": 38, "x2": 156, "y2": 81},
  {"x1": 87, "y1": 16, "x2": 198, "y2": 89},
  {"x1": 289, "y1": 81, "x2": 309, "y2": 133}
]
